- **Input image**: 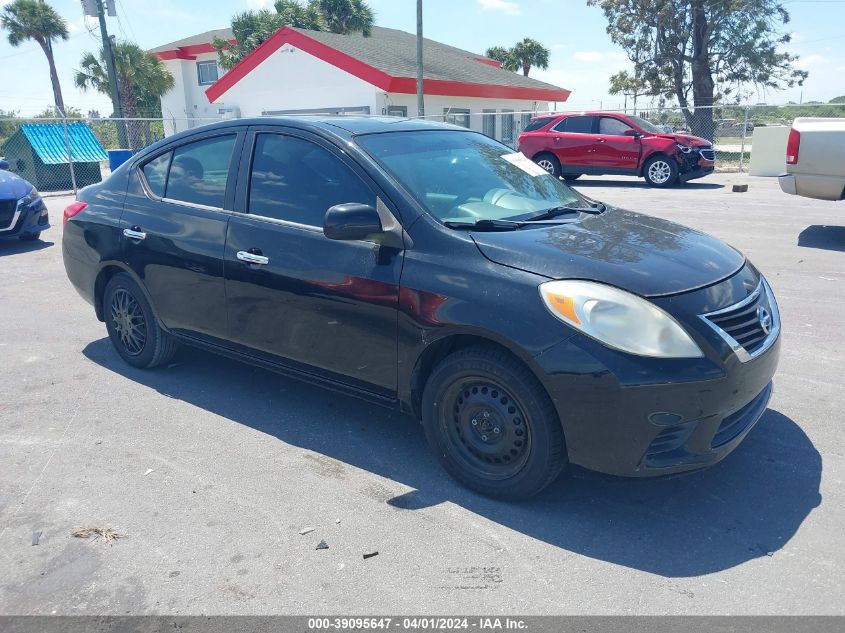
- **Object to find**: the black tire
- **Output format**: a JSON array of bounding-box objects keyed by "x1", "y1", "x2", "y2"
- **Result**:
[
  {"x1": 19, "y1": 232, "x2": 40, "y2": 241},
  {"x1": 533, "y1": 153, "x2": 561, "y2": 178},
  {"x1": 103, "y1": 273, "x2": 178, "y2": 369},
  {"x1": 422, "y1": 344, "x2": 567, "y2": 500},
  {"x1": 643, "y1": 154, "x2": 678, "y2": 187},
  {"x1": 562, "y1": 174, "x2": 581, "y2": 182}
]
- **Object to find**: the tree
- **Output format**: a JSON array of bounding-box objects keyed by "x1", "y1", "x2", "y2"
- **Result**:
[
  {"x1": 75, "y1": 41, "x2": 174, "y2": 147},
  {"x1": 608, "y1": 70, "x2": 648, "y2": 113},
  {"x1": 509, "y1": 38, "x2": 550, "y2": 77},
  {"x1": 214, "y1": 0, "x2": 375, "y2": 71},
  {"x1": 35, "y1": 105, "x2": 82, "y2": 118},
  {"x1": 1, "y1": 0, "x2": 68, "y2": 115},
  {"x1": 315, "y1": 0, "x2": 374, "y2": 36},
  {"x1": 588, "y1": 0, "x2": 808, "y2": 140},
  {"x1": 485, "y1": 38, "x2": 550, "y2": 76}
]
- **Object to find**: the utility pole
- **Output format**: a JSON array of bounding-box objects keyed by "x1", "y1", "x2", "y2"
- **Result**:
[
  {"x1": 85, "y1": 0, "x2": 127, "y2": 146},
  {"x1": 416, "y1": 0, "x2": 425, "y2": 117}
]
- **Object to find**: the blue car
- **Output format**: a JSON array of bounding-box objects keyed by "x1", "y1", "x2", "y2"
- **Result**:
[{"x1": 0, "y1": 159, "x2": 49, "y2": 241}]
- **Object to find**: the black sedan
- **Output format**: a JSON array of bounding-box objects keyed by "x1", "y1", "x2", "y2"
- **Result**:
[
  {"x1": 62, "y1": 117, "x2": 780, "y2": 499},
  {"x1": 0, "y1": 159, "x2": 49, "y2": 241}
]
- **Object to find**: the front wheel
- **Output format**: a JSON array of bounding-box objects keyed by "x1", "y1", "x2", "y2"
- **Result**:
[
  {"x1": 422, "y1": 345, "x2": 567, "y2": 499},
  {"x1": 104, "y1": 273, "x2": 178, "y2": 369},
  {"x1": 643, "y1": 155, "x2": 678, "y2": 187}
]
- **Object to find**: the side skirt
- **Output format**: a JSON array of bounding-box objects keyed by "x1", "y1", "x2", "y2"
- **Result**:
[{"x1": 172, "y1": 331, "x2": 402, "y2": 411}]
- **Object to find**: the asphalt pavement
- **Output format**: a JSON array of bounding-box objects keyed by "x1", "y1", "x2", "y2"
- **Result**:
[{"x1": 0, "y1": 173, "x2": 842, "y2": 615}]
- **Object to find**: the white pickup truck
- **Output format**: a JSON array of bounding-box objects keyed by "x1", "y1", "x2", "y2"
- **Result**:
[{"x1": 779, "y1": 117, "x2": 845, "y2": 201}]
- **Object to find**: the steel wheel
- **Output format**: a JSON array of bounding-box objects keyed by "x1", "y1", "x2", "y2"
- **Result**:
[
  {"x1": 109, "y1": 288, "x2": 147, "y2": 356},
  {"x1": 441, "y1": 379, "x2": 532, "y2": 481}
]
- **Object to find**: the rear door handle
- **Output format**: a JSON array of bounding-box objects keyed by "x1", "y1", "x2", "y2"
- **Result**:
[
  {"x1": 123, "y1": 228, "x2": 146, "y2": 241},
  {"x1": 237, "y1": 250, "x2": 269, "y2": 265}
]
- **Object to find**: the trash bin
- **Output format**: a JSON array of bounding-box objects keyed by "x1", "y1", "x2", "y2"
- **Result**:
[{"x1": 108, "y1": 149, "x2": 133, "y2": 172}]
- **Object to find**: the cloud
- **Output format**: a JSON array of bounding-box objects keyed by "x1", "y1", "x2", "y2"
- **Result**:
[
  {"x1": 246, "y1": 0, "x2": 273, "y2": 8},
  {"x1": 794, "y1": 54, "x2": 829, "y2": 70},
  {"x1": 477, "y1": 0, "x2": 521, "y2": 16}
]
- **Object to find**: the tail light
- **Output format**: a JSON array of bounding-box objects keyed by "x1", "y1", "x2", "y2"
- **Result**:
[
  {"x1": 63, "y1": 201, "x2": 87, "y2": 228},
  {"x1": 786, "y1": 128, "x2": 800, "y2": 165}
]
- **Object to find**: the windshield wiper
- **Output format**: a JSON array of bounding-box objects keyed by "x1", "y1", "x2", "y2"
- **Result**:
[
  {"x1": 521, "y1": 206, "x2": 590, "y2": 222},
  {"x1": 443, "y1": 218, "x2": 524, "y2": 231}
]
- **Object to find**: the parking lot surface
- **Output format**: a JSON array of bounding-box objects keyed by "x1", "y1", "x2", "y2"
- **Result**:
[{"x1": 0, "y1": 173, "x2": 842, "y2": 615}]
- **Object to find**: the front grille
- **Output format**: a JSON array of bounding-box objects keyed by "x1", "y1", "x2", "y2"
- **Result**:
[
  {"x1": 702, "y1": 281, "x2": 777, "y2": 359},
  {"x1": 700, "y1": 148, "x2": 716, "y2": 161},
  {"x1": 0, "y1": 199, "x2": 16, "y2": 229},
  {"x1": 711, "y1": 383, "x2": 772, "y2": 448}
]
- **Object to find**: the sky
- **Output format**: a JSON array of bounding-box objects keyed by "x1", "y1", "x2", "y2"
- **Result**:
[{"x1": 1, "y1": 0, "x2": 844, "y2": 117}]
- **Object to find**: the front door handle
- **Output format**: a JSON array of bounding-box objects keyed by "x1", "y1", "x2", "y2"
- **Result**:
[
  {"x1": 123, "y1": 228, "x2": 146, "y2": 241},
  {"x1": 237, "y1": 250, "x2": 269, "y2": 265}
]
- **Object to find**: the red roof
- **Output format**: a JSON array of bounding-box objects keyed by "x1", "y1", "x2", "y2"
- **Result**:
[{"x1": 154, "y1": 26, "x2": 570, "y2": 104}]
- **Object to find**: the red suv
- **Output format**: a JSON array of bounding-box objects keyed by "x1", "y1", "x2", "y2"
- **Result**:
[{"x1": 518, "y1": 112, "x2": 715, "y2": 187}]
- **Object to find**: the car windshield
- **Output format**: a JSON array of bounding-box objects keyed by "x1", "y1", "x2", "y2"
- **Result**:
[
  {"x1": 627, "y1": 115, "x2": 664, "y2": 134},
  {"x1": 355, "y1": 130, "x2": 588, "y2": 226}
]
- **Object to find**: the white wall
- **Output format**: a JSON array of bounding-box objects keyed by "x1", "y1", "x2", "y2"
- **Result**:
[
  {"x1": 211, "y1": 44, "x2": 379, "y2": 117},
  {"x1": 160, "y1": 52, "x2": 225, "y2": 135}
]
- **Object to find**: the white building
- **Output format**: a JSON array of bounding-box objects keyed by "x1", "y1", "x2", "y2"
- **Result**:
[{"x1": 150, "y1": 26, "x2": 570, "y2": 144}]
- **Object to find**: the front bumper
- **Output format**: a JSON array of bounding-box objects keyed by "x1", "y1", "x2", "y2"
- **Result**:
[
  {"x1": 0, "y1": 196, "x2": 49, "y2": 238},
  {"x1": 533, "y1": 268, "x2": 780, "y2": 477}
]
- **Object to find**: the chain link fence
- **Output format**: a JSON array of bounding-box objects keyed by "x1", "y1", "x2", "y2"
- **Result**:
[
  {"x1": 0, "y1": 116, "x2": 217, "y2": 196},
  {"x1": 2, "y1": 104, "x2": 843, "y2": 195}
]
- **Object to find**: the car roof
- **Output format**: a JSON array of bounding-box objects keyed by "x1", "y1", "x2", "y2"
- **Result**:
[
  {"x1": 136, "y1": 116, "x2": 467, "y2": 160},
  {"x1": 532, "y1": 111, "x2": 630, "y2": 120}
]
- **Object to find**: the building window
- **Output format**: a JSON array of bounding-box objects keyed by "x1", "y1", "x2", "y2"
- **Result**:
[
  {"x1": 197, "y1": 61, "x2": 219, "y2": 86},
  {"x1": 520, "y1": 113, "x2": 532, "y2": 135},
  {"x1": 501, "y1": 109, "x2": 515, "y2": 145},
  {"x1": 386, "y1": 105, "x2": 408, "y2": 118},
  {"x1": 443, "y1": 108, "x2": 470, "y2": 128},
  {"x1": 482, "y1": 109, "x2": 496, "y2": 138}
]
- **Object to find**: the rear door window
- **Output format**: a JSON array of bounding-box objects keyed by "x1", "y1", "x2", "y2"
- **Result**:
[
  {"x1": 164, "y1": 135, "x2": 237, "y2": 208},
  {"x1": 554, "y1": 116, "x2": 595, "y2": 134}
]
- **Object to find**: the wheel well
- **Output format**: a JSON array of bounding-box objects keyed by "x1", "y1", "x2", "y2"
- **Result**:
[
  {"x1": 409, "y1": 334, "x2": 538, "y2": 419},
  {"x1": 93, "y1": 265, "x2": 124, "y2": 321}
]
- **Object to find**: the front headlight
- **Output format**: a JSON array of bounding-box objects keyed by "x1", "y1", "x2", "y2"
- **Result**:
[
  {"x1": 539, "y1": 280, "x2": 703, "y2": 358},
  {"x1": 19, "y1": 186, "x2": 40, "y2": 207},
  {"x1": 676, "y1": 143, "x2": 692, "y2": 153}
]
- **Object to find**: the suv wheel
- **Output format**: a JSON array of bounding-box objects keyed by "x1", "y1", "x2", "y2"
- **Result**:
[
  {"x1": 563, "y1": 174, "x2": 581, "y2": 182},
  {"x1": 422, "y1": 345, "x2": 567, "y2": 499},
  {"x1": 643, "y1": 155, "x2": 678, "y2": 187},
  {"x1": 533, "y1": 153, "x2": 561, "y2": 178},
  {"x1": 104, "y1": 273, "x2": 178, "y2": 369}
]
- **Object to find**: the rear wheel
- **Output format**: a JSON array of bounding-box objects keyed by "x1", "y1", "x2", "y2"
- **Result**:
[
  {"x1": 533, "y1": 153, "x2": 561, "y2": 178},
  {"x1": 422, "y1": 345, "x2": 567, "y2": 499},
  {"x1": 19, "y1": 232, "x2": 40, "y2": 241},
  {"x1": 643, "y1": 155, "x2": 678, "y2": 187},
  {"x1": 104, "y1": 273, "x2": 178, "y2": 369}
]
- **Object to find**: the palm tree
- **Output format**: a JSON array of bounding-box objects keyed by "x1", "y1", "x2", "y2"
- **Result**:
[
  {"x1": 314, "y1": 0, "x2": 374, "y2": 36},
  {"x1": 1, "y1": 0, "x2": 68, "y2": 114},
  {"x1": 509, "y1": 38, "x2": 549, "y2": 77},
  {"x1": 75, "y1": 42, "x2": 174, "y2": 148}
]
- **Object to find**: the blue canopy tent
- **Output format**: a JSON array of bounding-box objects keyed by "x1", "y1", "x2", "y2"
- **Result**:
[{"x1": 1, "y1": 122, "x2": 108, "y2": 191}]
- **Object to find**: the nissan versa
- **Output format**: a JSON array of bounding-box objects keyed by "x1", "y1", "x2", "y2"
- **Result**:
[{"x1": 62, "y1": 117, "x2": 780, "y2": 499}]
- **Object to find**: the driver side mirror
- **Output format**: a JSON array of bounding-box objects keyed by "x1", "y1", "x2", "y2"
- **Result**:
[
  {"x1": 0, "y1": 159, "x2": 9, "y2": 170},
  {"x1": 623, "y1": 129, "x2": 641, "y2": 138}
]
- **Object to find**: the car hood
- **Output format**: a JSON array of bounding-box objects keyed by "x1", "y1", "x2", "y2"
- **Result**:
[
  {"x1": 0, "y1": 170, "x2": 32, "y2": 200},
  {"x1": 470, "y1": 207, "x2": 745, "y2": 297},
  {"x1": 652, "y1": 132, "x2": 711, "y2": 147}
]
